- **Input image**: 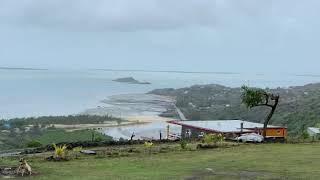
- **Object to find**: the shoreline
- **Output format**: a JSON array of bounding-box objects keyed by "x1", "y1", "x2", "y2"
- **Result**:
[
  {"x1": 83, "y1": 93, "x2": 176, "y2": 120},
  {"x1": 51, "y1": 121, "x2": 147, "y2": 132},
  {"x1": 1, "y1": 94, "x2": 178, "y2": 136},
  {"x1": 50, "y1": 114, "x2": 176, "y2": 132}
]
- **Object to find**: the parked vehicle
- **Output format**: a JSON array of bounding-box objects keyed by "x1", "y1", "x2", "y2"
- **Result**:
[{"x1": 236, "y1": 133, "x2": 264, "y2": 143}]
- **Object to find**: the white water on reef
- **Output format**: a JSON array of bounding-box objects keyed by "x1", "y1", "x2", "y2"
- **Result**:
[{"x1": 0, "y1": 69, "x2": 319, "y2": 119}]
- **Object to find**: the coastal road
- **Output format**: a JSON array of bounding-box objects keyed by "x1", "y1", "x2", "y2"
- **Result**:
[{"x1": 174, "y1": 105, "x2": 187, "y2": 121}]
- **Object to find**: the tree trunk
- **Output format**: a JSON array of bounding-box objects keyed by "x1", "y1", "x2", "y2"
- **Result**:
[{"x1": 263, "y1": 96, "x2": 279, "y2": 138}]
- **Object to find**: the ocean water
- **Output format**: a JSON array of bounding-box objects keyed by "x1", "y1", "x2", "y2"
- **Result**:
[{"x1": 0, "y1": 69, "x2": 319, "y2": 119}]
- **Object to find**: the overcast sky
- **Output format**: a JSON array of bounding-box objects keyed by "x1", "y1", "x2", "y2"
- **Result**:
[{"x1": 0, "y1": 0, "x2": 319, "y2": 73}]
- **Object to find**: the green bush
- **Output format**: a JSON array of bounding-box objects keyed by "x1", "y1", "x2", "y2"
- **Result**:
[
  {"x1": 180, "y1": 140, "x2": 188, "y2": 150},
  {"x1": 72, "y1": 146, "x2": 83, "y2": 159},
  {"x1": 203, "y1": 134, "x2": 224, "y2": 145},
  {"x1": 301, "y1": 131, "x2": 310, "y2": 140},
  {"x1": 26, "y1": 140, "x2": 42, "y2": 148},
  {"x1": 95, "y1": 136, "x2": 103, "y2": 142}
]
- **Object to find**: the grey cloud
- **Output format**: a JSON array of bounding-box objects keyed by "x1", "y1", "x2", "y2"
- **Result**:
[
  {"x1": 1, "y1": 0, "x2": 320, "y2": 73},
  {"x1": 1, "y1": 0, "x2": 317, "y2": 31},
  {"x1": 0, "y1": 0, "x2": 219, "y2": 30}
]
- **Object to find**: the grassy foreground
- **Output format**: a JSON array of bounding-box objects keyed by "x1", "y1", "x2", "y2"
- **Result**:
[{"x1": 1, "y1": 143, "x2": 320, "y2": 179}]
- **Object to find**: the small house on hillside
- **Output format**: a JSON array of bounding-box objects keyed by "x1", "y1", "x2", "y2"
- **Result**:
[
  {"x1": 168, "y1": 120, "x2": 287, "y2": 141},
  {"x1": 307, "y1": 127, "x2": 320, "y2": 138}
]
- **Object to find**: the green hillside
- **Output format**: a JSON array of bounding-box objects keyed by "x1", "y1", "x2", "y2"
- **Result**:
[{"x1": 149, "y1": 83, "x2": 320, "y2": 135}]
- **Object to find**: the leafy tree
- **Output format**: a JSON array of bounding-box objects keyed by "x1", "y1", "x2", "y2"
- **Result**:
[
  {"x1": 241, "y1": 86, "x2": 280, "y2": 137},
  {"x1": 301, "y1": 131, "x2": 310, "y2": 140},
  {"x1": 94, "y1": 136, "x2": 103, "y2": 142}
]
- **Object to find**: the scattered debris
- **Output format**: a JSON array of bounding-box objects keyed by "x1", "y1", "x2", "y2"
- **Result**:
[
  {"x1": 0, "y1": 167, "x2": 17, "y2": 176},
  {"x1": 80, "y1": 150, "x2": 97, "y2": 155},
  {"x1": 16, "y1": 158, "x2": 32, "y2": 176},
  {"x1": 0, "y1": 158, "x2": 34, "y2": 178}
]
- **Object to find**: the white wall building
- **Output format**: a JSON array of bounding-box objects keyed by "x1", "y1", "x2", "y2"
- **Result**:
[{"x1": 307, "y1": 127, "x2": 320, "y2": 138}]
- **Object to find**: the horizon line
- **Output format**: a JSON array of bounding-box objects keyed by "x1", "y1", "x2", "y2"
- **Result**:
[{"x1": 1, "y1": 66, "x2": 320, "y2": 77}]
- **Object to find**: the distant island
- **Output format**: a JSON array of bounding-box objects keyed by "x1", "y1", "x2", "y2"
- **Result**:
[{"x1": 112, "y1": 77, "x2": 151, "y2": 84}]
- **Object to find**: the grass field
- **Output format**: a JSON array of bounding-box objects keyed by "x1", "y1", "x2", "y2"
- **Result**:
[{"x1": 1, "y1": 143, "x2": 320, "y2": 179}]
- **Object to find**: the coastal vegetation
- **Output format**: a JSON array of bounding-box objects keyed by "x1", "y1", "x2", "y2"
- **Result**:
[
  {"x1": 0, "y1": 115, "x2": 118, "y2": 150},
  {"x1": 149, "y1": 83, "x2": 320, "y2": 136},
  {"x1": 0, "y1": 115, "x2": 123, "y2": 129}
]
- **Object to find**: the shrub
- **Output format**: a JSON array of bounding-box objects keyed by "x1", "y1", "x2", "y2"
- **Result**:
[
  {"x1": 203, "y1": 134, "x2": 224, "y2": 145},
  {"x1": 301, "y1": 131, "x2": 310, "y2": 140},
  {"x1": 144, "y1": 141, "x2": 154, "y2": 154},
  {"x1": 180, "y1": 140, "x2": 188, "y2": 150},
  {"x1": 95, "y1": 137, "x2": 103, "y2": 142},
  {"x1": 72, "y1": 146, "x2": 83, "y2": 159},
  {"x1": 26, "y1": 140, "x2": 42, "y2": 148},
  {"x1": 53, "y1": 144, "x2": 68, "y2": 160}
]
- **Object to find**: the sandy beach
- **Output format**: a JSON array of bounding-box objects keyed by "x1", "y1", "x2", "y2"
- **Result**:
[
  {"x1": 80, "y1": 94, "x2": 181, "y2": 140},
  {"x1": 50, "y1": 114, "x2": 175, "y2": 132}
]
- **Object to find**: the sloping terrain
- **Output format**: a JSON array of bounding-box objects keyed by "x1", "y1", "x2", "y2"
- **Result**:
[
  {"x1": 1, "y1": 143, "x2": 320, "y2": 179},
  {"x1": 149, "y1": 83, "x2": 320, "y2": 135}
]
